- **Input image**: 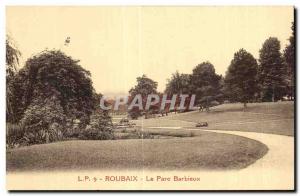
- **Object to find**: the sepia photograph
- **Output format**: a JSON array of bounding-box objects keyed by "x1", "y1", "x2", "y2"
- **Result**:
[{"x1": 5, "y1": 6, "x2": 295, "y2": 191}]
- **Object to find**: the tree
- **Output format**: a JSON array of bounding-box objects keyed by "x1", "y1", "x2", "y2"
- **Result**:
[
  {"x1": 165, "y1": 71, "x2": 191, "y2": 95},
  {"x1": 128, "y1": 75, "x2": 158, "y2": 119},
  {"x1": 283, "y1": 22, "x2": 295, "y2": 100},
  {"x1": 224, "y1": 49, "x2": 258, "y2": 107},
  {"x1": 190, "y1": 62, "x2": 222, "y2": 111},
  {"x1": 8, "y1": 49, "x2": 116, "y2": 145},
  {"x1": 165, "y1": 72, "x2": 192, "y2": 112},
  {"x1": 258, "y1": 37, "x2": 286, "y2": 102},
  {"x1": 6, "y1": 36, "x2": 20, "y2": 79},
  {"x1": 12, "y1": 50, "x2": 96, "y2": 124},
  {"x1": 6, "y1": 36, "x2": 21, "y2": 122}
]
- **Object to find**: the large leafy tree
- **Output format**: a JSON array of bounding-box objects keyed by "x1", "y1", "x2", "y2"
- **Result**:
[
  {"x1": 258, "y1": 37, "x2": 286, "y2": 101},
  {"x1": 224, "y1": 49, "x2": 258, "y2": 107},
  {"x1": 12, "y1": 50, "x2": 96, "y2": 124},
  {"x1": 6, "y1": 36, "x2": 21, "y2": 122},
  {"x1": 283, "y1": 22, "x2": 295, "y2": 100},
  {"x1": 165, "y1": 71, "x2": 191, "y2": 95},
  {"x1": 165, "y1": 72, "x2": 192, "y2": 112},
  {"x1": 6, "y1": 36, "x2": 20, "y2": 78},
  {"x1": 190, "y1": 62, "x2": 222, "y2": 111},
  {"x1": 128, "y1": 75, "x2": 158, "y2": 119}
]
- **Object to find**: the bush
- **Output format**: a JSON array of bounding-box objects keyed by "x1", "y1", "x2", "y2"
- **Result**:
[
  {"x1": 78, "y1": 110, "x2": 114, "y2": 140},
  {"x1": 128, "y1": 110, "x2": 140, "y2": 120},
  {"x1": 6, "y1": 123, "x2": 25, "y2": 148},
  {"x1": 20, "y1": 96, "x2": 66, "y2": 145},
  {"x1": 79, "y1": 128, "x2": 114, "y2": 140},
  {"x1": 64, "y1": 126, "x2": 81, "y2": 138},
  {"x1": 21, "y1": 127, "x2": 62, "y2": 146}
]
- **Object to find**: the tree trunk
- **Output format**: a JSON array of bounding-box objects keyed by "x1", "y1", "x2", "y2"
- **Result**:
[{"x1": 243, "y1": 102, "x2": 247, "y2": 108}]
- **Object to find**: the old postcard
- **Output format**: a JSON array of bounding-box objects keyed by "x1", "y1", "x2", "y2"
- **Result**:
[{"x1": 6, "y1": 6, "x2": 295, "y2": 191}]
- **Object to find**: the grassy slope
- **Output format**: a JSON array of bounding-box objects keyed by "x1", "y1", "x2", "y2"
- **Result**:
[
  {"x1": 138, "y1": 102, "x2": 294, "y2": 136},
  {"x1": 7, "y1": 130, "x2": 268, "y2": 172},
  {"x1": 9, "y1": 102, "x2": 290, "y2": 172}
]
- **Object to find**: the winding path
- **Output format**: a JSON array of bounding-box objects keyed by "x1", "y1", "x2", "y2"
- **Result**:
[{"x1": 146, "y1": 126, "x2": 294, "y2": 190}]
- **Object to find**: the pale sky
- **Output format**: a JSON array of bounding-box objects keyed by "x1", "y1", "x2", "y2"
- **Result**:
[{"x1": 6, "y1": 6, "x2": 294, "y2": 96}]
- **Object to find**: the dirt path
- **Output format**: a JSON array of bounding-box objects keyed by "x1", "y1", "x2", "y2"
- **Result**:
[{"x1": 147, "y1": 126, "x2": 294, "y2": 190}]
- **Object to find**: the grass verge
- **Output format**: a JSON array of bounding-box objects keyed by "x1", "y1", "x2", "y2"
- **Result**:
[{"x1": 7, "y1": 130, "x2": 268, "y2": 172}]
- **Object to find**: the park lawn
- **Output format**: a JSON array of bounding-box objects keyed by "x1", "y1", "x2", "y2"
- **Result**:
[
  {"x1": 8, "y1": 102, "x2": 291, "y2": 172},
  {"x1": 159, "y1": 102, "x2": 294, "y2": 136},
  {"x1": 7, "y1": 130, "x2": 268, "y2": 172}
]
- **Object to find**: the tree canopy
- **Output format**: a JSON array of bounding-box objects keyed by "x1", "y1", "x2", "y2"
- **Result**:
[
  {"x1": 6, "y1": 36, "x2": 20, "y2": 78},
  {"x1": 6, "y1": 36, "x2": 21, "y2": 122},
  {"x1": 128, "y1": 75, "x2": 158, "y2": 118},
  {"x1": 224, "y1": 49, "x2": 258, "y2": 107},
  {"x1": 283, "y1": 22, "x2": 295, "y2": 99},
  {"x1": 258, "y1": 37, "x2": 286, "y2": 101},
  {"x1": 190, "y1": 62, "x2": 222, "y2": 110},
  {"x1": 12, "y1": 50, "x2": 96, "y2": 123},
  {"x1": 165, "y1": 71, "x2": 191, "y2": 95}
]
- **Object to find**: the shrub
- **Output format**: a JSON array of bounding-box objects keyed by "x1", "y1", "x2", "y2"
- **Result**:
[
  {"x1": 78, "y1": 110, "x2": 114, "y2": 140},
  {"x1": 79, "y1": 128, "x2": 114, "y2": 140},
  {"x1": 6, "y1": 123, "x2": 25, "y2": 148},
  {"x1": 64, "y1": 126, "x2": 81, "y2": 138},
  {"x1": 20, "y1": 96, "x2": 66, "y2": 145},
  {"x1": 128, "y1": 110, "x2": 140, "y2": 120}
]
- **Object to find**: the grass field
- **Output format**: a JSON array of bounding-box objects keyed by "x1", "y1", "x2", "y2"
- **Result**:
[
  {"x1": 135, "y1": 101, "x2": 294, "y2": 136},
  {"x1": 8, "y1": 101, "x2": 292, "y2": 172},
  {"x1": 7, "y1": 129, "x2": 268, "y2": 172}
]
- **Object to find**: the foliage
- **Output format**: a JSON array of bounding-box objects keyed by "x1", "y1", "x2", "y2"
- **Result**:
[
  {"x1": 165, "y1": 71, "x2": 191, "y2": 94},
  {"x1": 283, "y1": 22, "x2": 295, "y2": 99},
  {"x1": 258, "y1": 37, "x2": 286, "y2": 101},
  {"x1": 129, "y1": 74, "x2": 158, "y2": 96},
  {"x1": 164, "y1": 72, "x2": 192, "y2": 112},
  {"x1": 6, "y1": 36, "x2": 20, "y2": 79},
  {"x1": 11, "y1": 50, "x2": 95, "y2": 123},
  {"x1": 78, "y1": 110, "x2": 114, "y2": 140},
  {"x1": 128, "y1": 75, "x2": 158, "y2": 118},
  {"x1": 190, "y1": 62, "x2": 222, "y2": 110},
  {"x1": 224, "y1": 49, "x2": 258, "y2": 107},
  {"x1": 128, "y1": 109, "x2": 141, "y2": 120},
  {"x1": 6, "y1": 49, "x2": 116, "y2": 146},
  {"x1": 6, "y1": 36, "x2": 21, "y2": 122},
  {"x1": 20, "y1": 96, "x2": 66, "y2": 145},
  {"x1": 6, "y1": 123, "x2": 25, "y2": 148}
]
